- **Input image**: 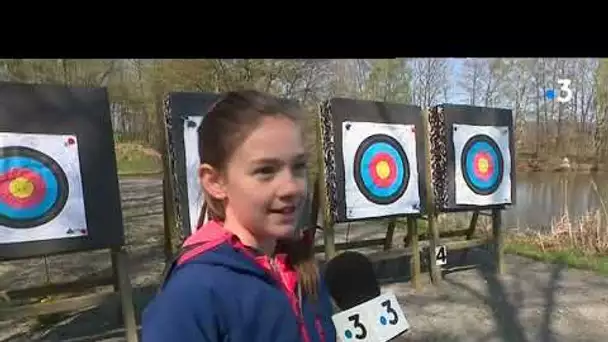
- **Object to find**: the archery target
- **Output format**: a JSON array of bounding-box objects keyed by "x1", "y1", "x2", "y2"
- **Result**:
[
  {"x1": 0, "y1": 132, "x2": 88, "y2": 244},
  {"x1": 342, "y1": 121, "x2": 420, "y2": 220},
  {"x1": 183, "y1": 116, "x2": 204, "y2": 235},
  {"x1": 453, "y1": 124, "x2": 511, "y2": 206}
]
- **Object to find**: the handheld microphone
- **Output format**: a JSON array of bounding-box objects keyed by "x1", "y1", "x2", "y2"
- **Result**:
[{"x1": 324, "y1": 251, "x2": 410, "y2": 342}]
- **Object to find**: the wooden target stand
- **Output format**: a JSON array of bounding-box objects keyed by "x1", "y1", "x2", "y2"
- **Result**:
[
  {"x1": 407, "y1": 108, "x2": 505, "y2": 285},
  {"x1": 0, "y1": 247, "x2": 138, "y2": 342},
  {"x1": 309, "y1": 104, "x2": 425, "y2": 290},
  {"x1": 0, "y1": 82, "x2": 139, "y2": 342},
  {"x1": 311, "y1": 107, "x2": 505, "y2": 290}
]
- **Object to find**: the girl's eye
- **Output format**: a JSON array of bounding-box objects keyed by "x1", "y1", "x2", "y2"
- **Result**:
[
  {"x1": 293, "y1": 162, "x2": 308, "y2": 175},
  {"x1": 255, "y1": 166, "x2": 276, "y2": 175}
]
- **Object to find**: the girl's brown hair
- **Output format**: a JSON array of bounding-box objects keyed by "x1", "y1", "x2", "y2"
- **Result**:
[{"x1": 196, "y1": 89, "x2": 320, "y2": 299}]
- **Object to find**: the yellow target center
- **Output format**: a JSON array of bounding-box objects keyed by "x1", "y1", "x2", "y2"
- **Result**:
[
  {"x1": 376, "y1": 161, "x2": 391, "y2": 179},
  {"x1": 478, "y1": 158, "x2": 489, "y2": 173},
  {"x1": 9, "y1": 177, "x2": 34, "y2": 198}
]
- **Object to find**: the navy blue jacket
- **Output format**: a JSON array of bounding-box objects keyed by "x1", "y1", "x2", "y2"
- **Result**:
[{"x1": 142, "y1": 221, "x2": 337, "y2": 342}]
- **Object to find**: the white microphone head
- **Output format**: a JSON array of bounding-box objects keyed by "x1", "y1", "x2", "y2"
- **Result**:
[{"x1": 331, "y1": 290, "x2": 410, "y2": 342}]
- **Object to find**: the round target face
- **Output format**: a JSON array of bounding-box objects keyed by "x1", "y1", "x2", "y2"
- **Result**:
[
  {"x1": 353, "y1": 134, "x2": 410, "y2": 205},
  {"x1": 0, "y1": 146, "x2": 69, "y2": 228},
  {"x1": 460, "y1": 134, "x2": 504, "y2": 195}
]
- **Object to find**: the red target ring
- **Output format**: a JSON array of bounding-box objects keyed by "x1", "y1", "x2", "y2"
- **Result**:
[
  {"x1": 0, "y1": 168, "x2": 46, "y2": 208},
  {"x1": 472, "y1": 151, "x2": 494, "y2": 181},
  {"x1": 0, "y1": 146, "x2": 69, "y2": 229},
  {"x1": 368, "y1": 152, "x2": 397, "y2": 188}
]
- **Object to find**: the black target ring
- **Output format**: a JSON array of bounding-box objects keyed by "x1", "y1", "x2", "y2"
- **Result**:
[
  {"x1": 460, "y1": 134, "x2": 504, "y2": 196},
  {"x1": 353, "y1": 134, "x2": 410, "y2": 205},
  {"x1": 0, "y1": 146, "x2": 69, "y2": 229}
]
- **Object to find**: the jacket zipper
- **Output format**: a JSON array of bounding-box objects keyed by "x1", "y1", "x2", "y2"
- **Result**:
[{"x1": 269, "y1": 257, "x2": 311, "y2": 342}]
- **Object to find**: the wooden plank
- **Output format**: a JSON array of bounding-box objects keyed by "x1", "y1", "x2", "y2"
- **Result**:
[
  {"x1": 365, "y1": 237, "x2": 490, "y2": 263},
  {"x1": 313, "y1": 238, "x2": 387, "y2": 253},
  {"x1": 62, "y1": 327, "x2": 143, "y2": 342},
  {"x1": 4, "y1": 275, "x2": 114, "y2": 301},
  {"x1": 313, "y1": 226, "x2": 485, "y2": 255},
  {"x1": 441, "y1": 238, "x2": 489, "y2": 251},
  {"x1": 0, "y1": 292, "x2": 115, "y2": 320},
  {"x1": 440, "y1": 228, "x2": 471, "y2": 239},
  {"x1": 368, "y1": 246, "x2": 416, "y2": 263}
]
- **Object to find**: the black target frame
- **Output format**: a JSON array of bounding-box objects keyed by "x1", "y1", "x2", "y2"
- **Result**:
[
  {"x1": 320, "y1": 97, "x2": 428, "y2": 223},
  {"x1": 353, "y1": 133, "x2": 410, "y2": 205},
  {"x1": 0, "y1": 146, "x2": 69, "y2": 229},
  {"x1": 430, "y1": 103, "x2": 516, "y2": 212},
  {"x1": 0, "y1": 82, "x2": 125, "y2": 260},
  {"x1": 163, "y1": 91, "x2": 220, "y2": 238}
]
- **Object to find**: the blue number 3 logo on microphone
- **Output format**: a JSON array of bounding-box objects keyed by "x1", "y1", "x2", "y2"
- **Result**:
[{"x1": 332, "y1": 291, "x2": 410, "y2": 342}]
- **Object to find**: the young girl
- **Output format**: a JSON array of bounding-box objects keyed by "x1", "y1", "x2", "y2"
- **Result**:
[{"x1": 142, "y1": 90, "x2": 337, "y2": 342}]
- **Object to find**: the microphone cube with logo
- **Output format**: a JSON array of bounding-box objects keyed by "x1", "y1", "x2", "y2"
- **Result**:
[{"x1": 324, "y1": 251, "x2": 410, "y2": 341}]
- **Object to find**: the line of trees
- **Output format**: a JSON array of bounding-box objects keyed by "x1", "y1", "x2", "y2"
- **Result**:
[{"x1": 1, "y1": 58, "x2": 607, "y2": 167}]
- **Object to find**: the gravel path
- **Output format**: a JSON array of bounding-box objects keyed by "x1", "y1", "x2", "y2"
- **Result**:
[{"x1": 1, "y1": 177, "x2": 606, "y2": 342}]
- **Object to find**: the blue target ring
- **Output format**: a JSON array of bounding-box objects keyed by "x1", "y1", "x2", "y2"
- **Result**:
[
  {"x1": 460, "y1": 134, "x2": 503, "y2": 195},
  {"x1": 353, "y1": 134, "x2": 409, "y2": 205},
  {"x1": 0, "y1": 146, "x2": 69, "y2": 228}
]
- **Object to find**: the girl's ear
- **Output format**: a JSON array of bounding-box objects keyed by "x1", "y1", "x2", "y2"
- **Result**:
[{"x1": 199, "y1": 163, "x2": 226, "y2": 201}]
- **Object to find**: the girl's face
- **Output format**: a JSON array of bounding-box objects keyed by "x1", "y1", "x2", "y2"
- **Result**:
[{"x1": 206, "y1": 115, "x2": 308, "y2": 243}]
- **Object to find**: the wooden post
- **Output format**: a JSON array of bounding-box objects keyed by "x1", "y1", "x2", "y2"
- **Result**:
[
  {"x1": 112, "y1": 247, "x2": 139, "y2": 342},
  {"x1": 383, "y1": 219, "x2": 396, "y2": 251},
  {"x1": 315, "y1": 108, "x2": 335, "y2": 260},
  {"x1": 406, "y1": 217, "x2": 421, "y2": 290},
  {"x1": 160, "y1": 101, "x2": 183, "y2": 263},
  {"x1": 459, "y1": 210, "x2": 480, "y2": 263},
  {"x1": 421, "y1": 108, "x2": 441, "y2": 284},
  {"x1": 426, "y1": 214, "x2": 441, "y2": 284},
  {"x1": 465, "y1": 211, "x2": 480, "y2": 240},
  {"x1": 162, "y1": 172, "x2": 175, "y2": 263},
  {"x1": 320, "y1": 183, "x2": 335, "y2": 261},
  {"x1": 309, "y1": 177, "x2": 320, "y2": 229},
  {"x1": 492, "y1": 208, "x2": 504, "y2": 275}
]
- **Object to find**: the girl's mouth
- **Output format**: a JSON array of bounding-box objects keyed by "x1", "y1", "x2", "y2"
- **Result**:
[{"x1": 270, "y1": 205, "x2": 296, "y2": 215}]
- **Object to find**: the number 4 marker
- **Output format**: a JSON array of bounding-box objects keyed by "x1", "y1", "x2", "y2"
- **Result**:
[{"x1": 435, "y1": 245, "x2": 447, "y2": 266}]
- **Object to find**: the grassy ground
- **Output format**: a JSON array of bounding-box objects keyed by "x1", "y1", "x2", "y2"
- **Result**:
[
  {"x1": 503, "y1": 210, "x2": 608, "y2": 276},
  {"x1": 408, "y1": 209, "x2": 608, "y2": 277},
  {"x1": 504, "y1": 240, "x2": 608, "y2": 276},
  {"x1": 114, "y1": 143, "x2": 162, "y2": 176}
]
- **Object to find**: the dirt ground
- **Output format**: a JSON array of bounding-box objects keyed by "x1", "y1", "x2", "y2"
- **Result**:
[{"x1": 1, "y1": 177, "x2": 607, "y2": 342}]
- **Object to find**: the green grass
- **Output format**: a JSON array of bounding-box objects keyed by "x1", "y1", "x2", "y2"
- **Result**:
[
  {"x1": 114, "y1": 142, "x2": 163, "y2": 176},
  {"x1": 397, "y1": 214, "x2": 608, "y2": 277},
  {"x1": 504, "y1": 240, "x2": 608, "y2": 276}
]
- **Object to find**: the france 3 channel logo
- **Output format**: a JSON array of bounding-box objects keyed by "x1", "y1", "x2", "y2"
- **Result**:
[{"x1": 545, "y1": 79, "x2": 573, "y2": 103}]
